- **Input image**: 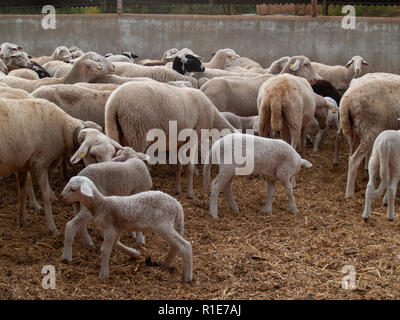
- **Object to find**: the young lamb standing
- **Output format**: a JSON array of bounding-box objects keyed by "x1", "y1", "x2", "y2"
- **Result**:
[
  {"x1": 61, "y1": 176, "x2": 193, "y2": 283},
  {"x1": 362, "y1": 130, "x2": 400, "y2": 222},
  {"x1": 203, "y1": 133, "x2": 312, "y2": 218},
  {"x1": 62, "y1": 147, "x2": 152, "y2": 263}
]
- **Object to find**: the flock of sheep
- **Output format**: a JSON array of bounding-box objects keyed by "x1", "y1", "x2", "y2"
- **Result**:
[{"x1": 0, "y1": 42, "x2": 398, "y2": 284}]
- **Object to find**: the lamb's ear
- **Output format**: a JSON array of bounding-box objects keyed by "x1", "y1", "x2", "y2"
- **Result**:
[
  {"x1": 70, "y1": 142, "x2": 90, "y2": 164},
  {"x1": 80, "y1": 181, "x2": 94, "y2": 198},
  {"x1": 362, "y1": 60, "x2": 369, "y2": 66},
  {"x1": 289, "y1": 59, "x2": 300, "y2": 71},
  {"x1": 137, "y1": 152, "x2": 151, "y2": 161},
  {"x1": 345, "y1": 59, "x2": 354, "y2": 68},
  {"x1": 109, "y1": 138, "x2": 123, "y2": 151}
]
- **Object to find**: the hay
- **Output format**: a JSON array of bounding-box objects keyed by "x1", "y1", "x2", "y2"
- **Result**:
[{"x1": 1, "y1": 131, "x2": 400, "y2": 300}]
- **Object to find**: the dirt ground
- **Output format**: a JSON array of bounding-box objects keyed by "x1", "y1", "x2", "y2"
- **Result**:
[{"x1": 1, "y1": 132, "x2": 400, "y2": 300}]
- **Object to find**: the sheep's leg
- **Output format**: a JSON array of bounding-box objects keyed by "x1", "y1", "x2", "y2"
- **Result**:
[
  {"x1": 99, "y1": 227, "x2": 119, "y2": 278},
  {"x1": 345, "y1": 140, "x2": 370, "y2": 198},
  {"x1": 223, "y1": 176, "x2": 238, "y2": 213},
  {"x1": 300, "y1": 127, "x2": 308, "y2": 156},
  {"x1": 158, "y1": 226, "x2": 193, "y2": 283},
  {"x1": 26, "y1": 172, "x2": 42, "y2": 210},
  {"x1": 130, "y1": 232, "x2": 145, "y2": 245},
  {"x1": 62, "y1": 207, "x2": 93, "y2": 263},
  {"x1": 333, "y1": 129, "x2": 342, "y2": 165},
  {"x1": 34, "y1": 169, "x2": 59, "y2": 235},
  {"x1": 362, "y1": 176, "x2": 377, "y2": 222},
  {"x1": 115, "y1": 237, "x2": 142, "y2": 259},
  {"x1": 47, "y1": 169, "x2": 58, "y2": 201},
  {"x1": 364, "y1": 153, "x2": 370, "y2": 171},
  {"x1": 382, "y1": 193, "x2": 388, "y2": 206},
  {"x1": 186, "y1": 162, "x2": 196, "y2": 200},
  {"x1": 209, "y1": 169, "x2": 234, "y2": 218},
  {"x1": 281, "y1": 178, "x2": 298, "y2": 214},
  {"x1": 386, "y1": 178, "x2": 399, "y2": 221},
  {"x1": 16, "y1": 171, "x2": 28, "y2": 226},
  {"x1": 175, "y1": 163, "x2": 183, "y2": 195},
  {"x1": 313, "y1": 128, "x2": 326, "y2": 153},
  {"x1": 289, "y1": 128, "x2": 300, "y2": 153},
  {"x1": 263, "y1": 180, "x2": 276, "y2": 216}
]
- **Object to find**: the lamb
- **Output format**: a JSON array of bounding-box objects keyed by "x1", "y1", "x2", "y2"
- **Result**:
[
  {"x1": 0, "y1": 97, "x2": 119, "y2": 235},
  {"x1": 172, "y1": 54, "x2": 205, "y2": 75},
  {"x1": 42, "y1": 60, "x2": 71, "y2": 77},
  {"x1": 306, "y1": 97, "x2": 340, "y2": 153},
  {"x1": 0, "y1": 52, "x2": 115, "y2": 93},
  {"x1": 362, "y1": 130, "x2": 400, "y2": 222},
  {"x1": 61, "y1": 176, "x2": 193, "y2": 282},
  {"x1": 203, "y1": 133, "x2": 312, "y2": 218},
  {"x1": 105, "y1": 80, "x2": 235, "y2": 198},
  {"x1": 257, "y1": 74, "x2": 329, "y2": 154},
  {"x1": 226, "y1": 56, "x2": 289, "y2": 74},
  {"x1": 201, "y1": 56, "x2": 318, "y2": 117},
  {"x1": 111, "y1": 62, "x2": 198, "y2": 87},
  {"x1": 340, "y1": 73, "x2": 400, "y2": 198},
  {"x1": 32, "y1": 45, "x2": 71, "y2": 65},
  {"x1": 8, "y1": 68, "x2": 40, "y2": 80},
  {"x1": 32, "y1": 84, "x2": 112, "y2": 128},
  {"x1": 2, "y1": 50, "x2": 31, "y2": 69},
  {"x1": 311, "y1": 56, "x2": 369, "y2": 90},
  {"x1": 62, "y1": 146, "x2": 152, "y2": 263},
  {"x1": 222, "y1": 112, "x2": 259, "y2": 133},
  {"x1": 204, "y1": 48, "x2": 240, "y2": 70}
]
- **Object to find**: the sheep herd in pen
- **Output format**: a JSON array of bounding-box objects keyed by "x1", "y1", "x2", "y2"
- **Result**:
[{"x1": 0, "y1": 40, "x2": 398, "y2": 284}]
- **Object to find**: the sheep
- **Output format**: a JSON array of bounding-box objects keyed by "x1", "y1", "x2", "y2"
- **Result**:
[
  {"x1": 62, "y1": 146, "x2": 152, "y2": 263},
  {"x1": 201, "y1": 56, "x2": 318, "y2": 117},
  {"x1": 311, "y1": 56, "x2": 369, "y2": 90},
  {"x1": 362, "y1": 130, "x2": 400, "y2": 222},
  {"x1": 226, "y1": 56, "x2": 290, "y2": 74},
  {"x1": 238, "y1": 56, "x2": 262, "y2": 69},
  {"x1": 75, "y1": 82, "x2": 119, "y2": 91},
  {"x1": 0, "y1": 58, "x2": 7, "y2": 74},
  {"x1": 138, "y1": 48, "x2": 179, "y2": 66},
  {"x1": 0, "y1": 97, "x2": 119, "y2": 235},
  {"x1": 191, "y1": 68, "x2": 259, "y2": 81},
  {"x1": 203, "y1": 133, "x2": 312, "y2": 218},
  {"x1": 105, "y1": 80, "x2": 235, "y2": 198},
  {"x1": 32, "y1": 84, "x2": 111, "y2": 128},
  {"x1": 2, "y1": 50, "x2": 31, "y2": 69},
  {"x1": 0, "y1": 42, "x2": 23, "y2": 59},
  {"x1": 105, "y1": 54, "x2": 133, "y2": 63},
  {"x1": 204, "y1": 49, "x2": 240, "y2": 70},
  {"x1": 167, "y1": 81, "x2": 193, "y2": 88},
  {"x1": 311, "y1": 79, "x2": 342, "y2": 106},
  {"x1": 69, "y1": 46, "x2": 84, "y2": 59},
  {"x1": 112, "y1": 62, "x2": 199, "y2": 88},
  {"x1": 172, "y1": 54, "x2": 205, "y2": 75},
  {"x1": 61, "y1": 176, "x2": 193, "y2": 282},
  {"x1": 0, "y1": 52, "x2": 115, "y2": 93},
  {"x1": 42, "y1": 60, "x2": 70, "y2": 77},
  {"x1": 30, "y1": 61, "x2": 51, "y2": 79},
  {"x1": 32, "y1": 46, "x2": 71, "y2": 65},
  {"x1": 8, "y1": 68, "x2": 40, "y2": 80},
  {"x1": 222, "y1": 112, "x2": 259, "y2": 133},
  {"x1": 306, "y1": 97, "x2": 340, "y2": 153},
  {"x1": 340, "y1": 73, "x2": 400, "y2": 198},
  {"x1": 257, "y1": 74, "x2": 329, "y2": 154}
]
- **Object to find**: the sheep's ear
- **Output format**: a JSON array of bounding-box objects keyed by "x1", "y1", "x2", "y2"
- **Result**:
[
  {"x1": 70, "y1": 143, "x2": 90, "y2": 164},
  {"x1": 109, "y1": 138, "x2": 123, "y2": 151},
  {"x1": 137, "y1": 152, "x2": 151, "y2": 161},
  {"x1": 362, "y1": 60, "x2": 369, "y2": 66},
  {"x1": 289, "y1": 59, "x2": 300, "y2": 71},
  {"x1": 85, "y1": 59, "x2": 103, "y2": 71},
  {"x1": 80, "y1": 181, "x2": 94, "y2": 198},
  {"x1": 345, "y1": 59, "x2": 354, "y2": 68}
]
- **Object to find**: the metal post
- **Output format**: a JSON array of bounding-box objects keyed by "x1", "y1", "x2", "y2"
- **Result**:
[
  {"x1": 322, "y1": 0, "x2": 328, "y2": 16},
  {"x1": 117, "y1": 0, "x2": 122, "y2": 15},
  {"x1": 311, "y1": 0, "x2": 317, "y2": 17}
]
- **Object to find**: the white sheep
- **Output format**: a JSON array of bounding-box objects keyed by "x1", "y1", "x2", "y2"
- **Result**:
[
  {"x1": 0, "y1": 97, "x2": 119, "y2": 235},
  {"x1": 362, "y1": 130, "x2": 400, "y2": 222},
  {"x1": 8, "y1": 68, "x2": 40, "y2": 80},
  {"x1": 32, "y1": 46, "x2": 71, "y2": 65},
  {"x1": 203, "y1": 133, "x2": 312, "y2": 218},
  {"x1": 204, "y1": 48, "x2": 240, "y2": 70},
  {"x1": 62, "y1": 146, "x2": 152, "y2": 263},
  {"x1": 311, "y1": 56, "x2": 369, "y2": 90},
  {"x1": 61, "y1": 176, "x2": 193, "y2": 282},
  {"x1": 222, "y1": 112, "x2": 259, "y2": 133}
]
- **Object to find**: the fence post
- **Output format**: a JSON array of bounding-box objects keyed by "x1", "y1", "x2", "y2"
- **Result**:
[
  {"x1": 322, "y1": 0, "x2": 328, "y2": 15},
  {"x1": 117, "y1": 0, "x2": 123, "y2": 15},
  {"x1": 209, "y1": 0, "x2": 214, "y2": 14},
  {"x1": 311, "y1": 0, "x2": 317, "y2": 17}
]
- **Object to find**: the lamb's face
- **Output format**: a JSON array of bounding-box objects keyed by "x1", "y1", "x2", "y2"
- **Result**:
[
  {"x1": 56, "y1": 46, "x2": 71, "y2": 62},
  {"x1": 7, "y1": 51, "x2": 31, "y2": 68},
  {"x1": 83, "y1": 143, "x2": 116, "y2": 166},
  {"x1": 61, "y1": 176, "x2": 94, "y2": 202},
  {"x1": 81, "y1": 52, "x2": 115, "y2": 78}
]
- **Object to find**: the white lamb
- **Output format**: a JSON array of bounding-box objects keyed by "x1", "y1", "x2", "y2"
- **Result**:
[
  {"x1": 62, "y1": 147, "x2": 152, "y2": 263},
  {"x1": 362, "y1": 130, "x2": 400, "y2": 222},
  {"x1": 61, "y1": 176, "x2": 193, "y2": 283},
  {"x1": 203, "y1": 133, "x2": 312, "y2": 218}
]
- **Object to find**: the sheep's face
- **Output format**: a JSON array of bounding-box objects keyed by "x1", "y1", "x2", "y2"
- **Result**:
[
  {"x1": 56, "y1": 46, "x2": 71, "y2": 62},
  {"x1": 112, "y1": 147, "x2": 150, "y2": 162},
  {"x1": 163, "y1": 48, "x2": 180, "y2": 62},
  {"x1": 83, "y1": 143, "x2": 116, "y2": 166},
  {"x1": 346, "y1": 56, "x2": 368, "y2": 78},
  {"x1": 287, "y1": 56, "x2": 317, "y2": 85},
  {"x1": 80, "y1": 52, "x2": 115, "y2": 78},
  {"x1": 0, "y1": 42, "x2": 23, "y2": 60},
  {"x1": 222, "y1": 49, "x2": 240, "y2": 68},
  {"x1": 71, "y1": 50, "x2": 84, "y2": 60},
  {"x1": 182, "y1": 54, "x2": 205, "y2": 73},
  {"x1": 61, "y1": 176, "x2": 94, "y2": 202},
  {"x1": 7, "y1": 51, "x2": 31, "y2": 68}
]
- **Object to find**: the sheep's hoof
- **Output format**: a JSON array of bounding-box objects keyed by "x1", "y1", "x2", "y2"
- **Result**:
[
  {"x1": 387, "y1": 217, "x2": 395, "y2": 222},
  {"x1": 98, "y1": 271, "x2": 109, "y2": 279},
  {"x1": 61, "y1": 256, "x2": 72, "y2": 264},
  {"x1": 186, "y1": 194, "x2": 197, "y2": 200},
  {"x1": 50, "y1": 229, "x2": 61, "y2": 236},
  {"x1": 209, "y1": 212, "x2": 218, "y2": 219},
  {"x1": 30, "y1": 203, "x2": 43, "y2": 211},
  {"x1": 363, "y1": 217, "x2": 370, "y2": 223}
]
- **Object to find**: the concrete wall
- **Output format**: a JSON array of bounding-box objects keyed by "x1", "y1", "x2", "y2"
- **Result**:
[{"x1": 0, "y1": 14, "x2": 399, "y2": 73}]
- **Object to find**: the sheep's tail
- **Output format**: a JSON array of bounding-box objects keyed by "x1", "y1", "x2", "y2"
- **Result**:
[
  {"x1": 104, "y1": 95, "x2": 121, "y2": 143},
  {"x1": 175, "y1": 204, "x2": 185, "y2": 236},
  {"x1": 301, "y1": 159, "x2": 313, "y2": 168},
  {"x1": 339, "y1": 96, "x2": 352, "y2": 139},
  {"x1": 270, "y1": 96, "x2": 283, "y2": 132},
  {"x1": 373, "y1": 146, "x2": 389, "y2": 197},
  {"x1": 258, "y1": 104, "x2": 269, "y2": 138}
]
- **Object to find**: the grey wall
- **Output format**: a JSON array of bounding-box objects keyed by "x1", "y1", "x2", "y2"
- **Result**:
[{"x1": 0, "y1": 14, "x2": 399, "y2": 73}]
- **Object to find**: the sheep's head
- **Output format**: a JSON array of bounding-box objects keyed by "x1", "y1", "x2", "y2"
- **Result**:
[
  {"x1": 112, "y1": 147, "x2": 150, "y2": 162},
  {"x1": 54, "y1": 46, "x2": 71, "y2": 63},
  {"x1": 314, "y1": 94, "x2": 338, "y2": 130},
  {"x1": 122, "y1": 51, "x2": 138, "y2": 62},
  {"x1": 6, "y1": 50, "x2": 32, "y2": 68},
  {"x1": 345, "y1": 55, "x2": 368, "y2": 78},
  {"x1": 285, "y1": 56, "x2": 317, "y2": 85},
  {"x1": 70, "y1": 128, "x2": 122, "y2": 166},
  {"x1": 0, "y1": 42, "x2": 23, "y2": 60},
  {"x1": 269, "y1": 56, "x2": 290, "y2": 74},
  {"x1": 77, "y1": 51, "x2": 115, "y2": 79},
  {"x1": 221, "y1": 48, "x2": 240, "y2": 68},
  {"x1": 61, "y1": 176, "x2": 95, "y2": 202},
  {"x1": 173, "y1": 54, "x2": 205, "y2": 75}
]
